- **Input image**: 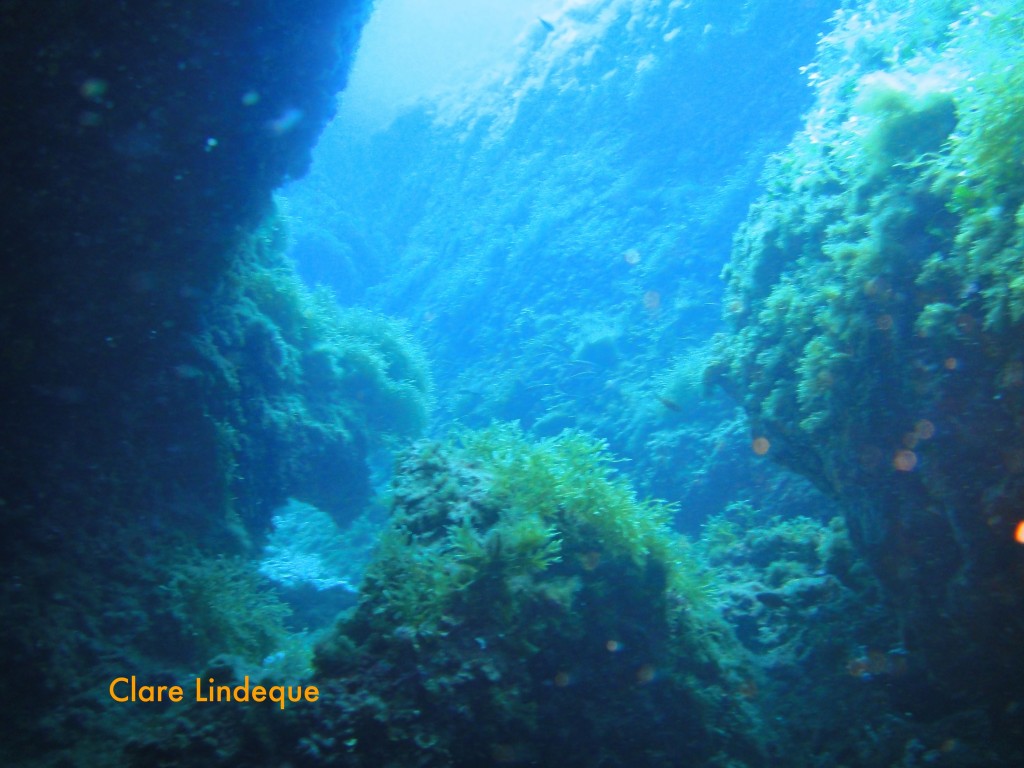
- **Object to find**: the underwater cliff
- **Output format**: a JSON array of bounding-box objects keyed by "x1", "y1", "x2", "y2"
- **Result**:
[
  {"x1": 1, "y1": 1, "x2": 384, "y2": 762},
  {"x1": 711, "y1": 0, "x2": 1024, "y2": 709}
]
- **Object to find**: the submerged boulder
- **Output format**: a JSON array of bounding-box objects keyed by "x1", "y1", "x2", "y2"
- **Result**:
[{"x1": 130, "y1": 425, "x2": 768, "y2": 767}]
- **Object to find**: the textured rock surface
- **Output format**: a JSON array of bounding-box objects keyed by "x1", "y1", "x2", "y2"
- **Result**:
[{"x1": 712, "y1": 0, "x2": 1024, "y2": 707}]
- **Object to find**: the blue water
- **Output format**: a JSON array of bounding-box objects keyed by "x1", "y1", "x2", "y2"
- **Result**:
[{"x1": 278, "y1": 0, "x2": 832, "y2": 528}]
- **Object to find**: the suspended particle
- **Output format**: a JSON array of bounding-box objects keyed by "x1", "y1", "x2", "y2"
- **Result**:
[
  {"x1": 79, "y1": 78, "x2": 108, "y2": 101},
  {"x1": 267, "y1": 107, "x2": 304, "y2": 135},
  {"x1": 636, "y1": 664, "x2": 656, "y2": 684}
]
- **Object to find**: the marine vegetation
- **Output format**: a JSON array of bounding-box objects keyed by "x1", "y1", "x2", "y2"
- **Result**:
[
  {"x1": 168, "y1": 554, "x2": 292, "y2": 664},
  {"x1": 129, "y1": 424, "x2": 764, "y2": 767},
  {"x1": 695, "y1": 508, "x2": 930, "y2": 767},
  {"x1": 193, "y1": 216, "x2": 433, "y2": 528},
  {"x1": 709, "y1": 0, "x2": 1024, "y2": 711},
  {"x1": 310, "y1": 424, "x2": 760, "y2": 768}
]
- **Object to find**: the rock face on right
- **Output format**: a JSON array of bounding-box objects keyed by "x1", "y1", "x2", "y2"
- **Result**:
[{"x1": 711, "y1": 0, "x2": 1024, "y2": 708}]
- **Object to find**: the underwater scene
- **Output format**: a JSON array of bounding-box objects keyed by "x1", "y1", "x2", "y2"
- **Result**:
[{"x1": 3, "y1": 0, "x2": 1024, "y2": 765}]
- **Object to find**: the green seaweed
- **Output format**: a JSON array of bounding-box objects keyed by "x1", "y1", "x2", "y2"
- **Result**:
[
  {"x1": 193, "y1": 216, "x2": 434, "y2": 520},
  {"x1": 169, "y1": 554, "x2": 291, "y2": 663},
  {"x1": 310, "y1": 423, "x2": 761, "y2": 767}
]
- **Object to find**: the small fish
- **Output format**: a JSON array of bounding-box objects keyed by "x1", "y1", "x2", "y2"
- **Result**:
[
  {"x1": 657, "y1": 395, "x2": 683, "y2": 412},
  {"x1": 538, "y1": 17, "x2": 554, "y2": 32}
]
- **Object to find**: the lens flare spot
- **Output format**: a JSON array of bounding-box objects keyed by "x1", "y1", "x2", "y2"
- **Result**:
[
  {"x1": 1005, "y1": 449, "x2": 1024, "y2": 474},
  {"x1": 944, "y1": 357, "x2": 959, "y2": 371},
  {"x1": 893, "y1": 449, "x2": 917, "y2": 472},
  {"x1": 752, "y1": 437, "x2": 770, "y2": 456},
  {"x1": 80, "y1": 78, "x2": 108, "y2": 101}
]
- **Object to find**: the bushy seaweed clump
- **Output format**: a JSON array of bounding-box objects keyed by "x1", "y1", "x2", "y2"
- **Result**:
[
  {"x1": 926, "y1": 4, "x2": 1024, "y2": 329},
  {"x1": 708, "y1": 0, "x2": 1024, "y2": 707},
  {"x1": 304, "y1": 424, "x2": 759, "y2": 768},
  {"x1": 713, "y1": 0, "x2": 1024, "y2": 470},
  {"x1": 168, "y1": 554, "x2": 292, "y2": 664}
]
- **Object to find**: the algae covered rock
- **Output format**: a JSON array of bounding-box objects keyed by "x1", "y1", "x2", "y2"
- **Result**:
[
  {"x1": 125, "y1": 425, "x2": 766, "y2": 767},
  {"x1": 306, "y1": 425, "x2": 764, "y2": 768},
  {"x1": 710, "y1": 0, "x2": 1024, "y2": 706},
  {"x1": 192, "y1": 216, "x2": 433, "y2": 528}
]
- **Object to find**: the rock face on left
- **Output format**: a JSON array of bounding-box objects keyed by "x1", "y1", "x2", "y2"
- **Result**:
[
  {"x1": 2, "y1": 0, "x2": 373, "y2": 525},
  {"x1": 0, "y1": 2, "x2": 375, "y2": 761}
]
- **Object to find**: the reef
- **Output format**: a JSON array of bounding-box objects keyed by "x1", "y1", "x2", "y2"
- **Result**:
[
  {"x1": 129, "y1": 426, "x2": 1018, "y2": 766},
  {"x1": 193, "y1": 217, "x2": 432, "y2": 528},
  {"x1": 126, "y1": 425, "x2": 768, "y2": 767},
  {"x1": 710, "y1": 0, "x2": 1024, "y2": 713}
]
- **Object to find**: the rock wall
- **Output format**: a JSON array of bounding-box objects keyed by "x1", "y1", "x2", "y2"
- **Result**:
[
  {"x1": 0, "y1": 2, "x2": 373, "y2": 761},
  {"x1": 712, "y1": 0, "x2": 1024, "y2": 706}
]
